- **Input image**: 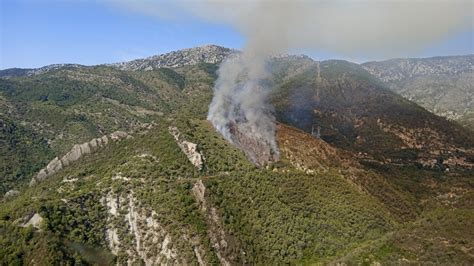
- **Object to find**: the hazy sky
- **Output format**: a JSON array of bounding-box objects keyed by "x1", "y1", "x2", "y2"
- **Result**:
[{"x1": 1, "y1": 0, "x2": 473, "y2": 69}]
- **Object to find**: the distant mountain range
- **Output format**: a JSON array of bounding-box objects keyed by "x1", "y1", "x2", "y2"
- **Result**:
[
  {"x1": 1, "y1": 45, "x2": 473, "y2": 264},
  {"x1": 362, "y1": 55, "x2": 474, "y2": 128},
  {"x1": 2, "y1": 46, "x2": 472, "y2": 128}
]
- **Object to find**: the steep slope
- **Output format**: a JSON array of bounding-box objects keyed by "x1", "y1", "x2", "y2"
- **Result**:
[
  {"x1": 0, "y1": 66, "x2": 166, "y2": 152},
  {"x1": 0, "y1": 117, "x2": 406, "y2": 264},
  {"x1": 0, "y1": 115, "x2": 54, "y2": 194},
  {"x1": 270, "y1": 59, "x2": 474, "y2": 170},
  {"x1": 3, "y1": 114, "x2": 472, "y2": 264},
  {"x1": 362, "y1": 55, "x2": 474, "y2": 128},
  {"x1": 1, "y1": 46, "x2": 473, "y2": 264},
  {"x1": 0, "y1": 62, "x2": 217, "y2": 191}
]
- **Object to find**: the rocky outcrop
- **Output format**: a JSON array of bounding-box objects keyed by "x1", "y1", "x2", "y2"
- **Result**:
[
  {"x1": 169, "y1": 126, "x2": 204, "y2": 170},
  {"x1": 30, "y1": 131, "x2": 130, "y2": 186},
  {"x1": 102, "y1": 192, "x2": 179, "y2": 265},
  {"x1": 112, "y1": 45, "x2": 235, "y2": 71},
  {"x1": 21, "y1": 213, "x2": 43, "y2": 230},
  {"x1": 192, "y1": 180, "x2": 243, "y2": 265},
  {"x1": 3, "y1": 190, "x2": 20, "y2": 199}
]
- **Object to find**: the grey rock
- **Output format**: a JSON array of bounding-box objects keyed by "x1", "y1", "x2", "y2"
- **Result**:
[
  {"x1": 79, "y1": 142, "x2": 91, "y2": 155},
  {"x1": 89, "y1": 138, "x2": 99, "y2": 151},
  {"x1": 111, "y1": 45, "x2": 235, "y2": 71},
  {"x1": 101, "y1": 135, "x2": 109, "y2": 145},
  {"x1": 63, "y1": 145, "x2": 82, "y2": 164},
  {"x1": 4, "y1": 190, "x2": 20, "y2": 199},
  {"x1": 35, "y1": 169, "x2": 48, "y2": 182},
  {"x1": 21, "y1": 213, "x2": 43, "y2": 230},
  {"x1": 110, "y1": 131, "x2": 128, "y2": 140},
  {"x1": 46, "y1": 157, "x2": 63, "y2": 174},
  {"x1": 169, "y1": 126, "x2": 204, "y2": 170},
  {"x1": 30, "y1": 131, "x2": 130, "y2": 186}
]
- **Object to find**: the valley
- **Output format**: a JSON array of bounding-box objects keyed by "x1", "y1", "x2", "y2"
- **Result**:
[{"x1": 1, "y1": 45, "x2": 473, "y2": 264}]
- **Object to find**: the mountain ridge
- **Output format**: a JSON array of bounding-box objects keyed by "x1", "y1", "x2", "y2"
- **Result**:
[
  {"x1": 2, "y1": 44, "x2": 471, "y2": 81},
  {"x1": 362, "y1": 54, "x2": 474, "y2": 127},
  {"x1": 362, "y1": 54, "x2": 474, "y2": 82},
  {"x1": 1, "y1": 45, "x2": 473, "y2": 264}
]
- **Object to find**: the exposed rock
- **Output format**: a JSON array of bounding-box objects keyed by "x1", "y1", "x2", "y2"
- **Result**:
[
  {"x1": 79, "y1": 142, "x2": 91, "y2": 154},
  {"x1": 61, "y1": 144, "x2": 82, "y2": 166},
  {"x1": 4, "y1": 190, "x2": 20, "y2": 199},
  {"x1": 21, "y1": 213, "x2": 43, "y2": 230},
  {"x1": 192, "y1": 180, "x2": 243, "y2": 265},
  {"x1": 110, "y1": 131, "x2": 128, "y2": 140},
  {"x1": 101, "y1": 135, "x2": 109, "y2": 145},
  {"x1": 107, "y1": 227, "x2": 121, "y2": 256},
  {"x1": 34, "y1": 169, "x2": 48, "y2": 182},
  {"x1": 30, "y1": 131, "x2": 129, "y2": 186},
  {"x1": 112, "y1": 45, "x2": 235, "y2": 71},
  {"x1": 194, "y1": 247, "x2": 205, "y2": 266},
  {"x1": 46, "y1": 157, "x2": 63, "y2": 174},
  {"x1": 62, "y1": 176, "x2": 78, "y2": 183},
  {"x1": 103, "y1": 191, "x2": 179, "y2": 265},
  {"x1": 89, "y1": 138, "x2": 98, "y2": 150},
  {"x1": 112, "y1": 173, "x2": 130, "y2": 182},
  {"x1": 363, "y1": 55, "x2": 473, "y2": 82},
  {"x1": 169, "y1": 126, "x2": 204, "y2": 170}
]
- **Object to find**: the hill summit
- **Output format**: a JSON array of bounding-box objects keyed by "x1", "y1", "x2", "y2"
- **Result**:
[{"x1": 111, "y1": 44, "x2": 235, "y2": 71}]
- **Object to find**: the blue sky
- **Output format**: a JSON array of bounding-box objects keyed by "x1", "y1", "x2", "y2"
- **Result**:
[{"x1": 1, "y1": 0, "x2": 473, "y2": 69}]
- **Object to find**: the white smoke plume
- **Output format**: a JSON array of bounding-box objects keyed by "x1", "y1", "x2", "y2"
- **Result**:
[
  {"x1": 114, "y1": 0, "x2": 472, "y2": 57},
  {"x1": 113, "y1": 0, "x2": 473, "y2": 161},
  {"x1": 207, "y1": 51, "x2": 279, "y2": 156}
]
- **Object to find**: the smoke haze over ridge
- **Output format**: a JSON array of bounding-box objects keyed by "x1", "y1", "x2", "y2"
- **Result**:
[
  {"x1": 114, "y1": 0, "x2": 473, "y2": 163},
  {"x1": 115, "y1": 0, "x2": 472, "y2": 58}
]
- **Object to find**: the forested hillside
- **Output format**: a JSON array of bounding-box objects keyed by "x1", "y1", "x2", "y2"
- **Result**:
[
  {"x1": 363, "y1": 55, "x2": 474, "y2": 129},
  {"x1": 1, "y1": 46, "x2": 473, "y2": 264}
]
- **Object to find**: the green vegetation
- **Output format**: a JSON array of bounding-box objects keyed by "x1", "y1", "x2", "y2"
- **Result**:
[
  {"x1": 204, "y1": 170, "x2": 396, "y2": 264},
  {"x1": 334, "y1": 206, "x2": 474, "y2": 264},
  {"x1": 0, "y1": 120, "x2": 213, "y2": 264},
  {"x1": 1, "y1": 54, "x2": 473, "y2": 264},
  {"x1": 0, "y1": 63, "x2": 218, "y2": 189},
  {"x1": 0, "y1": 114, "x2": 54, "y2": 193}
]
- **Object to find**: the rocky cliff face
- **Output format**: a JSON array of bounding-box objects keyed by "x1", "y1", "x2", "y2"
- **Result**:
[
  {"x1": 30, "y1": 131, "x2": 130, "y2": 185},
  {"x1": 169, "y1": 126, "x2": 204, "y2": 170},
  {"x1": 102, "y1": 191, "x2": 179, "y2": 265},
  {"x1": 0, "y1": 45, "x2": 234, "y2": 78},
  {"x1": 112, "y1": 45, "x2": 235, "y2": 71}
]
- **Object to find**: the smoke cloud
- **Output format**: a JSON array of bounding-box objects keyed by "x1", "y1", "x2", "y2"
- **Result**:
[
  {"x1": 115, "y1": 0, "x2": 472, "y2": 57},
  {"x1": 207, "y1": 51, "x2": 279, "y2": 159},
  {"x1": 114, "y1": 0, "x2": 473, "y2": 163}
]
